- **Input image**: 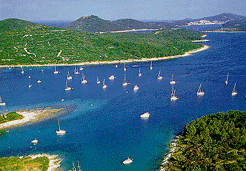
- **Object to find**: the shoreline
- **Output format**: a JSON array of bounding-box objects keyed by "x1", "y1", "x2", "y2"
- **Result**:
[
  {"x1": 0, "y1": 108, "x2": 64, "y2": 130},
  {"x1": 0, "y1": 45, "x2": 209, "y2": 68}
]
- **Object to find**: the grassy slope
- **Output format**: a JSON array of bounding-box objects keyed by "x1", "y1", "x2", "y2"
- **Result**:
[
  {"x1": 0, "y1": 112, "x2": 24, "y2": 124},
  {"x1": 0, "y1": 19, "x2": 203, "y2": 66}
]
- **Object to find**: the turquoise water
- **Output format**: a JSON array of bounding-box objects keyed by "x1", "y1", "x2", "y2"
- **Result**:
[{"x1": 0, "y1": 32, "x2": 246, "y2": 170}]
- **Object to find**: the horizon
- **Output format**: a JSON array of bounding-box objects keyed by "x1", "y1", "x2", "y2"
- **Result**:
[{"x1": 1, "y1": 0, "x2": 246, "y2": 22}]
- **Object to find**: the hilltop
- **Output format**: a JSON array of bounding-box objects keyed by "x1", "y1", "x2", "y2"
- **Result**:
[
  {"x1": 0, "y1": 18, "x2": 203, "y2": 66},
  {"x1": 64, "y1": 15, "x2": 174, "y2": 32}
]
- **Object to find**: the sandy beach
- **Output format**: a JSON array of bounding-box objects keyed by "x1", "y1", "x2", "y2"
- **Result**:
[
  {"x1": 0, "y1": 108, "x2": 64, "y2": 130},
  {"x1": 0, "y1": 45, "x2": 209, "y2": 68}
]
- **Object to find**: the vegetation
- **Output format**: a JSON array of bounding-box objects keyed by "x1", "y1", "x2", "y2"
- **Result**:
[
  {"x1": 0, "y1": 156, "x2": 49, "y2": 171},
  {"x1": 64, "y1": 15, "x2": 174, "y2": 32},
  {"x1": 214, "y1": 18, "x2": 246, "y2": 32},
  {"x1": 164, "y1": 110, "x2": 246, "y2": 170},
  {"x1": 0, "y1": 18, "x2": 203, "y2": 66},
  {"x1": 0, "y1": 112, "x2": 24, "y2": 124}
]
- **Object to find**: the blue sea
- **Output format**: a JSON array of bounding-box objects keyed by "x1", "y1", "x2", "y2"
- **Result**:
[{"x1": 0, "y1": 32, "x2": 246, "y2": 171}]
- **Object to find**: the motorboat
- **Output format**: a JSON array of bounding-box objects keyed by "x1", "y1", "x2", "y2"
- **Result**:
[
  {"x1": 140, "y1": 112, "x2": 150, "y2": 119},
  {"x1": 37, "y1": 80, "x2": 41, "y2": 83},
  {"x1": 109, "y1": 75, "x2": 115, "y2": 80},
  {"x1": 31, "y1": 138, "x2": 38, "y2": 145},
  {"x1": 123, "y1": 157, "x2": 133, "y2": 165}
]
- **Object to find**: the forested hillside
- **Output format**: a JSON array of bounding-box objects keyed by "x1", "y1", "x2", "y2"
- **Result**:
[
  {"x1": 164, "y1": 110, "x2": 246, "y2": 170},
  {"x1": 0, "y1": 18, "x2": 203, "y2": 66}
]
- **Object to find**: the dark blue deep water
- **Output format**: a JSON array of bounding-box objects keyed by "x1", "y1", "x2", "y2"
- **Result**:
[{"x1": 0, "y1": 32, "x2": 246, "y2": 170}]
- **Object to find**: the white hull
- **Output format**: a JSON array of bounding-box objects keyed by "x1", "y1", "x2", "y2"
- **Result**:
[
  {"x1": 56, "y1": 130, "x2": 66, "y2": 135},
  {"x1": 232, "y1": 92, "x2": 238, "y2": 96},
  {"x1": 67, "y1": 76, "x2": 72, "y2": 80},
  {"x1": 157, "y1": 76, "x2": 163, "y2": 80},
  {"x1": 0, "y1": 102, "x2": 6, "y2": 106},
  {"x1": 109, "y1": 75, "x2": 115, "y2": 80},
  {"x1": 133, "y1": 85, "x2": 139, "y2": 91},
  {"x1": 197, "y1": 92, "x2": 205, "y2": 96},
  {"x1": 123, "y1": 157, "x2": 133, "y2": 165},
  {"x1": 65, "y1": 87, "x2": 71, "y2": 91},
  {"x1": 82, "y1": 80, "x2": 87, "y2": 84},
  {"x1": 170, "y1": 81, "x2": 176, "y2": 85},
  {"x1": 54, "y1": 71, "x2": 59, "y2": 74},
  {"x1": 170, "y1": 96, "x2": 179, "y2": 101},
  {"x1": 37, "y1": 80, "x2": 41, "y2": 83},
  {"x1": 31, "y1": 139, "x2": 38, "y2": 144},
  {"x1": 140, "y1": 112, "x2": 150, "y2": 119}
]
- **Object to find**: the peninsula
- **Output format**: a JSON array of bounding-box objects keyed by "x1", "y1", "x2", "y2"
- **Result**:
[{"x1": 160, "y1": 110, "x2": 246, "y2": 170}]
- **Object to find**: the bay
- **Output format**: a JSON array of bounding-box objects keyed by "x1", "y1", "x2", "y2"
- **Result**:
[{"x1": 0, "y1": 32, "x2": 246, "y2": 171}]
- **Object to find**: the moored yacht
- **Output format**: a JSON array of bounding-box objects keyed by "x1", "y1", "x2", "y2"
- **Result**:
[
  {"x1": 122, "y1": 74, "x2": 130, "y2": 86},
  {"x1": 231, "y1": 82, "x2": 238, "y2": 96},
  {"x1": 65, "y1": 81, "x2": 71, "y2": 91},
  {"x1": 170, "y1": 86, "x2": 179, "y2": 101},
  {"x1": 74, "y1": 67, "x2": 80, "y2": 75},
  {"x1": 79, "y1": 66, "x2": 83, "y2": 71},
  {"x1": 21, "y1": 66, "x2": 24, "y2": 74},
  {"x1": 170, "y1": 74, "x2": 177, "y2": 85},
  {"x1": 97, "y1": 77, "x2": 101, "y2": 84},
  {"x1": 54, "y1": 66, "x2": 59, "y2": 74},
  {"x1": 133, "y1": 85, "x2": 139, "y2": 91},
  {"x1": 150, "y1": 61, "x2": 153, "y2": 70},
  {"x1": 56, "y1": 120, "x2": 66, "y2": 135},
  {"x1": 123, "y1": 157, "x2": 133, "y2": 165},
  {"x1": 109, "y1": 75, "x2": 115, "y2": 80},
  {"x1": 225, "y1": 73, "x2": 229, "y2": 85},
  {"x1": 31, "y1": 138, "x2": 38, "y2": 145},
  {"x1": 197, "y1": 84, "x2": 205, "y2": 96},
  {"x1": 140, "y1": 112, "x2": 150, "y2": 119},
  {"x1": 67, "y1": 71, "x2": 72, "y2": 80},
  {"x1": 124, "y1": 63, "x2": 126, "y2": 72},
  {"x1": 157, "y1": 69, "x2": 163, "y2": 80},
  {"x1": 103, "y1": 79, "x2": 107, "y2": 89},
  {"x1": 0, "y1": 97, "x2": 6, "y2": 106},
  {"x1": 138, "y1": 68, "x2": 142, "y2": 77},
  {"x1": 81, "y1": 73, "x2": 87, "y2": 84}
]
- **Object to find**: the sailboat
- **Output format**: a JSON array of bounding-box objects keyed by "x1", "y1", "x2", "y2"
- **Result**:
[
  {"x1": 79, "y1": 66, "x2": 83, "y2": 71},
  {"x1": 67, "y1": 71, "x2": 72, "y2": 80},
  {"x1": 81, "y1": 73, "x2": 87, "y2": 84},
  {"x1": 140, "y1": 112, "x2": 150, "y2": 119},
  {"x1": 54, "y1": 66, "x2": 59, "y2": 74},
  {"x1": 109, "y1": 75, "x2": 115, "y2": 80},
  {"x1": 28, "y1": 84, "x2": 32, "y2": 88},
  {"x1": 225, "y1": 73, "x2": 229, "y2": 85},
  {"x1": 170, "y1": 74, "x2": 177, "y2": 85},
  {"x1": 170, "y1": 86, "x2": 179, "y2": 101},
  {"x1": 133, "y1": 85, "x2": 139, "y2": 91},
  {"x1": 77, "y1": 161, "x2": 82, "y2": 171},
  {"x1": 56, "y1": 120, "x2": 66, "y2": 135},
  {"x1": 0, "y1": 97, "x2": 6, "y2": 106},
  {"x1": 157, "y1": 69, "x2": 163, "y2": 80},
  {"x1": 123, "y1": 157, "x2": 133, "y2": 165},
  {"x1": 31, "y1": 138, "x2": 38, "y2": 145},
  {"x1": 65, "y1": 81, "x2": 71, "y2": 91},
  {"x1": 150, "y1": 61, "x2": 153, "y2": 70},
  {"x1": 103, "y1": 79, "x2": 107, "y2": 89},
  {"x1": 197, "y1": 84, "x2": 205, "y2": 96},
  {"x1": 74, "y1": 67, "x2": 80, "y2": 75},
  {"x1": 122, "y1": 74, "x2": 130, "y2": 86},
  {"x1": 124, "y1": 63, "x2": 126, "y2": 72},
  {"x1": 21, "y1": 66, "x2": 24, "y2": 74},
  {"x1": 97, "y1": 77, "x2": 101, "y2": 84},
  {"x1": 138, "y1": 68, "x2": 142, "y2": 77},
  {"x1": 231, "y1": 82, "x2": 238, "y2": 96}
]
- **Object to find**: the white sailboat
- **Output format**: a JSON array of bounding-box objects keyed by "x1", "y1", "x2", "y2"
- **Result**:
[
  {"x1": 231, "y1": 82, "x2": 238, "y2": 96},
  {"x1": 157, "y1": 69, "x2": 163, "y2": 80},
  {"x1": 170, "y1": 74, "x2": 177, "y2": 85},
  {"x1": 56, "y1": 120, "x2": 66, "y2": 135},
  {"x1": 124, "y1": 63, "x2": 126, "y2": 72},
  {"x1": 21, "y1": 66, "x2": 24, "y2": 74},
  {"x1": 0, "y1": 97, "x2": 6, "y2": 106},
  {"x1": 79, "y1": 66, "x2": 83, "y2": 71},
  {"x1": 197, "y1": 84, "x2": 205, "y2": 96},
  {"x1": 109, "y1": 75, "x2": 115, "y2": 80},
  {"x1": 81, "y1": 73, "x2": 87, "y2": 84},
  {"x1": 103, "y1": 79, "x2": 107, "y2": 89},
  {"x1": 122, "y1": 74, "x2": 130, "y2": 86},
  {"x1": 31, "y1": 138, "x2": 38, "y2": 145},
  {"x1": 170, "y1": 86, "x2": 179, "y2": 101},
  {"x1": 28, "y1": 84, "x2": 32, "y2": 88},
  {"x1": 67, "y1": 71, "x2": 72, "y2": 80},
  {"x1": 123, "y1": 157, "x2": 133, "y2": 165},
  {"x1": 133, "y1": 85, "x2": 139, "y2": 91},
  {"x1": 150, "y1": 61, "x2": 153, "y2": 70},
  {"x1": 74, "y1": 67, "x2": 80, "y2": 75},
  {"x1": 138, "y1": 68, "x2": 142, "y2": 77},
  {"x1": 140, "y1": 112, "x2": 150, "y2": 119},
  {"x1": 225, "y1": 73, "x2": 229, "y2": 85},
  {"x1": 65, "y1": 81, "x2": 71, "y2": 91},
  {"x1": 77, "y1": 161, "x2": 82, "y2": 171},
  {"x1": 97, "y1": 77, "x2": 101, "y2": 84},
  {"x1": 54, "y1": 66, "x2": 59, "y2": 74}
]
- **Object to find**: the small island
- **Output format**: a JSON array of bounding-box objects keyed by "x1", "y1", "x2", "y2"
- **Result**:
[{"x1": 160, "y1": 110, "x2": 246, "y2": 170}]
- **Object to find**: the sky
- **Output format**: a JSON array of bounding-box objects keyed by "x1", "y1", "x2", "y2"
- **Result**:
[{"x1": 1, "y1": 0, "x2": 246, "y2": 22}]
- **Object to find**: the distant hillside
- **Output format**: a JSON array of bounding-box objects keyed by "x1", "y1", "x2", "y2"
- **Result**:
[
  {"x1": 202, "y1": 13, "x2": 245, "y2": 22},
  {"x1": 64, "y1": 15, "x2": 173, "y2": 32},
  {"x1": 213, "y1": 18, "x2": 246, "y2": 31},
  {"x1": 0, "y1": 18, "x2": 37, "y2": 31},
  {"x1": 0, "y1": 18, "x2": 203, "y2": 65}
]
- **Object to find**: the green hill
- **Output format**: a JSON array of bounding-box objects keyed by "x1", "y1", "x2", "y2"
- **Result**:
[
  {"x1": 0, "y1": 18, "x2": 38, "y2": 32},
  {"x1": 0, "y1": 18, "x2": 203, "y2": 66},
  {"x1": 164, "y1": 110, "x2": 246, "y2": 170}
]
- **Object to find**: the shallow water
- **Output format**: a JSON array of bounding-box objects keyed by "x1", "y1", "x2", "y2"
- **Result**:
[{"x1": 0, "y1": 32, "x2": 246, "y2": 171}]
